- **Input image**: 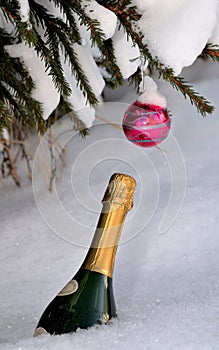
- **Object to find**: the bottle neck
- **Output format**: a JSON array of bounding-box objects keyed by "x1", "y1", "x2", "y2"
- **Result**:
[{"x1": 81, "y1": 202, "x2": 128, "y2": 278}]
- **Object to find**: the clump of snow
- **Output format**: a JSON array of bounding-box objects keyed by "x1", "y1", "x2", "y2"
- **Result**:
[
  {"x1": 112, "y1": 26, "x2": 140, "y2": 79},
  {"x1": 137, "y1": 76, "x2": 167, "y2": 108},
  {"x1": 61, "y1": 52, "x2": 97, "y2": 128},
  {"x1": 73, "y1": 14, "x2": 102, "y2": 59},
  {"x1": 81, "y1": 0, "x2": 117, "y2": 40},
  {"x1": 2, "y1": 2, "x2": 107, "y2": 126},
  {"x1": 75, "y1": 106, "x2": 96, "y2": 129},
  {"x1": 3, "y1": 0, "x2": 219, "y2": 127},
  {"x1": 130, "y1": 0, "x2": 149, "y2": 13},
  {"x1": 136, "y1": 0, "x2": 218, "y2": 75},
  {"x1": 17, "y1": 0, "x2": 30, "y2": 22},
  {"x1": 4, "y1": 40, "x2": 103, "y2": 126},
  {"x1": 73, "y1": 43, "x2": 105, "y2": 98},
  {"x1": 209, "y1": 5, "x2": 219, "y2": 44},
  {"x1": 36, "y1": 0, "x2": 65, "y2": 20},
  {"x1": 5, "y1": 42, "x2": 60, "y2": 120},
  {"x1": 0, "y1": 8, "x2": 16, "y2": 35}
]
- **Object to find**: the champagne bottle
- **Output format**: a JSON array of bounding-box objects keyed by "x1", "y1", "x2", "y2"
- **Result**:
[{"x1": 34, "y1": 173, "x2": 136, "y2": 336}]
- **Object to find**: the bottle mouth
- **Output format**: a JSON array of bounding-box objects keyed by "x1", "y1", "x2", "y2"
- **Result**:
[{"x1": 102, "y1": 173, "x2": 136, "y2": 211}]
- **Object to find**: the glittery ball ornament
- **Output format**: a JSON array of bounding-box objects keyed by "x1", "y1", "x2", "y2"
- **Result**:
[{"x1": 122, "y1": 101, "x2": 171, "y2": 148}]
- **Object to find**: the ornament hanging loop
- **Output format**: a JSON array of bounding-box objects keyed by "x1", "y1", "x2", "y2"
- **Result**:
[
  {"x1": 139, "y1": 56, "x2": 145, "y2": 93},
  {"x1": 129, "y1": 55, "x2": 145, "y2": 93}
]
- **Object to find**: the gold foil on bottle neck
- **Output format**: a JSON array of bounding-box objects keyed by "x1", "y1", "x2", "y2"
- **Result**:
[
  {"x1": 82, "y1": 173, "x2": 136, "y2": 277},
  {"x1": 102, "y1": 173, "x2": 136, "y2": 211}
]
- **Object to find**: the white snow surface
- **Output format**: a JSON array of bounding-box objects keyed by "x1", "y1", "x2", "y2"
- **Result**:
[{"x1": 0, "y1": 60, "x2": 219, "y2": 350}]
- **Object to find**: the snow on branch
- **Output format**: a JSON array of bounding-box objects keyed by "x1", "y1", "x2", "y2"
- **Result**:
[
  {"x1": 1, "y1": 0, "x2": 219, "y2": 133},
  {"x1": 17, "y1": 0, "x2": 30, "y2": 22}
]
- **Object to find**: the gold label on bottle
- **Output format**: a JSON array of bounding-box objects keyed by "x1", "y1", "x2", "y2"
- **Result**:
[
  {"x1": 82, "y1": 247, "x2": 116, "y2": 278},
  {"x1": 82, "y1": 173, "x2": 136, "y2": 277},
  {"x1": 57, "y1": 279, "x2": 78, "y2": 296},
  {"x1": 33, "y1": 327, "x2": 48, "y2": 337}
]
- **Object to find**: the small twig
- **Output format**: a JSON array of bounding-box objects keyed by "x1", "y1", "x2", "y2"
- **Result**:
[
  {"x1": 47, "y1": 128, "x2": 57, "y2": 192},
  {"x1": 1, "y1": 140, "x2": 21, "y2": 186},
  {"x1": 16, "y1": 122, "x2": 32, "y2": 181},
  {"x1": 54, "y1": 143, "x2": 66, "y2": 183},
  {"x1": 37, "y1": 132, "x2": 51, "y2": 180},
  {"x1": 95, "y1": 114, "x2": 122, "y2": 130},
  {"x1": 33, "y1": 151, "x2": 50, "y2": 190}
]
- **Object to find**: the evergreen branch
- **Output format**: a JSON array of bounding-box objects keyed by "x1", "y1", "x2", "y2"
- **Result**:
[
  {"x1": 201, "y1": 44, "x2": 219, "y2": 62},
  {"x1": 11, "y1": 58, "x2": 34, "y2": 92},
  {"x1": 69, "y1": 111, "x2": 90, "y2": 138},
  {"x1": 59, "y1": 97, "x2": 90, "y2": 137},
  {"x1": 0, "y1": 26, "x2": 14, "y2": 45},
  {"x1": 0, "y1": 100, "x2": 11, "y2": 129},
  {"x1": 104, "y1": 3, "x2": 214, "y2": 116},
  {"x1": 77, "y1": 8, "x2": 124, "y2": 85},
  {"x1": 54, "y1": 29, "x2": 99, "y2": 105},
  {"x1": 1, "y1": 0, "x2": 217, "y2": 133},
  {"x1": 7, "y1": 78, "x2": 42, "y2": 119},
  {"x1": 54, "y1": 40, "x2": 98, "y2": 105},
  {"x1": 128, "y1": 67, "x2": 142, "y2": 90},
  {"x1": 165, "y1": 75, "x2": 214, "y2": 116},
  {"x1": 18, "y1": 24, "x2": 71, "y2": 96},
  {"x1": 155, "y1": 65, "x2": 214, "y2": 116},
  {"x1": 1, "y1": 83, "x2": 46, "y2": 133},
  {"x1": 103, "y1": 0, "x2": 141, "y2": 21},
  {"x1": 47, "y1": 0, "x2": 82, "y2": 41},
  {"x1": 1, "y1": 54, "x2": 33, "y2": 108},
  {"x1": 0, "y1": 1, "x2": 20, "y2": 23},
  {"x1": 86, "y1": 25, "x2": 124, "y2": 85},
  {"x1": 26, "y1": 1, "x2": 98, "y2": 105},
  {"x1": 0, "y1": 1, "x2": 99, "y2": 132},
  {"x1": 95, "y1": 37, "x2": 124, "y2": 86},
  {"x1": 2, "y1": 50, "x2": 34, "y2": 95},
  {"x1": 1, "y1": 83, "x2": 33, "y2": 124},
  {"x1": 20, "y1": 1, "x2": 72, "y2": 96},
  {"x1": 1, "y1": 81, "x2": 44, "y2": 127},
  {"x1": 0, "y1": 27, "x2": 44, "y2": 130},
  {"x1": 97, "y1": 0, "x2": 136, "y2": 10},
  {"x1": 155, "y1": 65, "x2": 214, "y2": 117}
]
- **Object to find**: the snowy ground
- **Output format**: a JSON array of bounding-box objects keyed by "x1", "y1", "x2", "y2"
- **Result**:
[{"x1": 0, "y1": 60, "x2": 219, "y2": 350}]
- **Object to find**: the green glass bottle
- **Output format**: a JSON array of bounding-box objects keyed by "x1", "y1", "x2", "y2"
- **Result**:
[{"x1": 34, "y1": 173, "x2": 136, "y2": 336}]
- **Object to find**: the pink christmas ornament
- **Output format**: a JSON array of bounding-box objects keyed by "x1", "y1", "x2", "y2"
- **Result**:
[{"x1": 122, "y1": 101, "x2": 171, "y2": 148}]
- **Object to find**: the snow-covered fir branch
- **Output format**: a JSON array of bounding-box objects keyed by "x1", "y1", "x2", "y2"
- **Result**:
[{"x1": 0, "y1": 0, "x2": 219, "y2": 132}]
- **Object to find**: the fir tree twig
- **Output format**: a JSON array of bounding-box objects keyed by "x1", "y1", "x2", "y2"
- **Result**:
[
  {"x1": 102, "y1": 1, "x2": 215, "y2": 116},
  {"x1": 201, "y1": 44, "x2": 219, "y2": 62}
]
